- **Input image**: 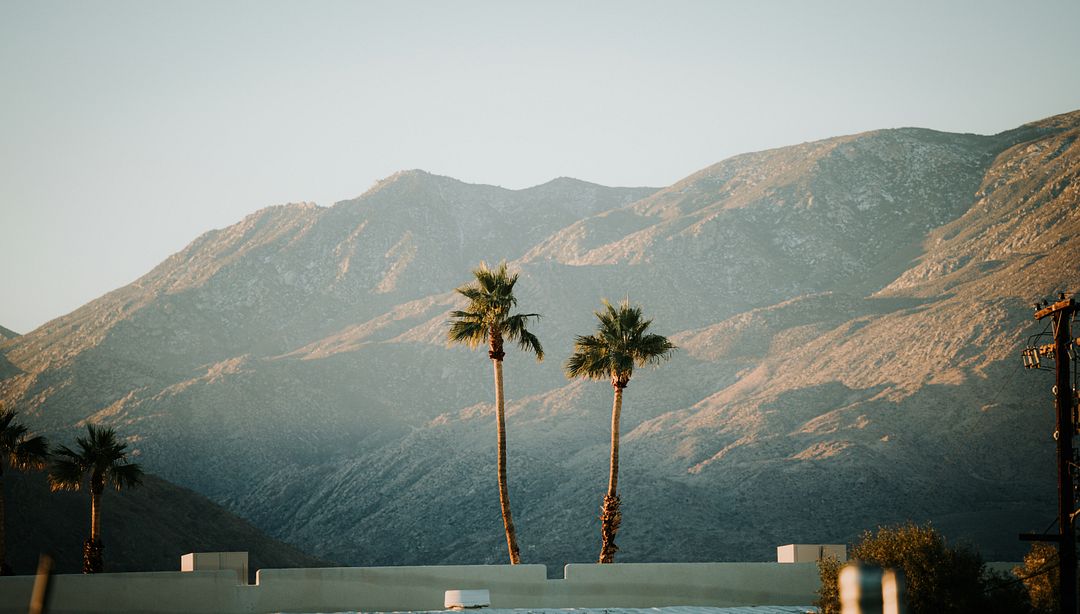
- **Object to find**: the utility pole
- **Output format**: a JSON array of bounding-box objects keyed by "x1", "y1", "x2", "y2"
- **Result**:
[{"x1": 1031, "y1": 295, "x2": 1077, "y2": 614}]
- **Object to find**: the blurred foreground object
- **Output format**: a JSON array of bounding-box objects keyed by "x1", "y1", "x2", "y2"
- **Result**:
[
  {"x1": 839, "y1": 564, "x2": 905, "y2": 614},
  {"x1": 29, "y1": 553, "x2": 53, "y2": 614}
]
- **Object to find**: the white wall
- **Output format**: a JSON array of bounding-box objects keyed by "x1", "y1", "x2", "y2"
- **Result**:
[{"x1": 0, "y1": 562, "x2": 824, "y2": 614}]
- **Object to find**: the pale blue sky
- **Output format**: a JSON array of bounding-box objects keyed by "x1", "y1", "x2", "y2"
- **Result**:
[{"x1": 2, "y1": 0, "x2": 1078, "y2": 333}]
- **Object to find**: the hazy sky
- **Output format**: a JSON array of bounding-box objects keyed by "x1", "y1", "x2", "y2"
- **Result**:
[{"x1": 2, "y1": 1, "x2": 1078, "y2": 334}]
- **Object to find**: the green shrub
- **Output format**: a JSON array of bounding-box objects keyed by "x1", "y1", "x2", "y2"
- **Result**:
[{"x1": 816, "y1": 522, "x2": 1032, "y2": 614}]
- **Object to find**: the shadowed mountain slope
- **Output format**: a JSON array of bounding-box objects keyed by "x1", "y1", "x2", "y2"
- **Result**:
[{"x1": 4, "y1": 470, "x2": 330, "y2": 578}]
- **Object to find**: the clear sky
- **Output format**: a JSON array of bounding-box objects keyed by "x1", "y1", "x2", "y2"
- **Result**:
[{"x1": 2, "y1": 0, "x2": 1078, "y2": 334}]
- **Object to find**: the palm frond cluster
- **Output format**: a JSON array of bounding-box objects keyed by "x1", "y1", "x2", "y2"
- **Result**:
[
  {"x1": 448, "y1": 261, "x2": 544, "y2": 361},
  {"x1": 447, "y1": 261, "x2": 675, "y2": 564},
  {"x1": 49, "y1": 423, "x2": 144, "y2": 493},
  {"x1": 565, "y1": 299, "x2": 677, "y2": 389}
]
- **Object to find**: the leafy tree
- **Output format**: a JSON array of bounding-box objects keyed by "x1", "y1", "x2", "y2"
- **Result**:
[
  {"x1": 0, "y1": 405, "x2": 49, "y2": 575},
  {"x1": 447, "y1": 261, "x2": 543, "y2": 565},
  {"x1": 816, "y1": 522, "x2": 1033, "y2": 614},
  {"x1": 817, "y1": 554, "x2": 842, "y2": 614},
  {"x1": 49, "y1": 424, "x2": 143, "y2": 573},
  {"x1": 1013, "y1": 542, "x2": 1059, "y2": 614},
  {"x1": 565, "y1": 298, "x2": 675, "y2": 563}
]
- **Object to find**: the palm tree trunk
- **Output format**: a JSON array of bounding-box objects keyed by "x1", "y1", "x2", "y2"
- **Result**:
[
  {"x1": 493, "y1": 357, "x2": 521, "y2": 564},
  {"x1": 91, "y1": 488, "x2": 101, "y2": 543},
  {"x1": 599, "y1": 383, "x2": 624, "y2": 564},
  {"x1": 84, "y1": 487, "x2": 104, "y2": 573}
]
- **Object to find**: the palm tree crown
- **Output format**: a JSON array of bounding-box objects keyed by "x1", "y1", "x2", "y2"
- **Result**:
[
  {"x1": 49, "y1": 424, "x2": 143, "y2": 494},
  {"x1": 447, "y1": 260, "x2": 544, "y2": 361},
  {"x1": 565, "y1": 298, "x2": 676, "y2": 389}
]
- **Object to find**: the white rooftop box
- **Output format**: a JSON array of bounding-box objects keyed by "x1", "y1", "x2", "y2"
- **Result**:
[
  {"x1": 445, "y1": 589, "x2": 491, "y2": 609},
  {"x1": 180, "y1": 551, "x2": 249, "y2": 584},
  {"x1": 777, "y1": 543, "x2": 847, "y2": 563}
]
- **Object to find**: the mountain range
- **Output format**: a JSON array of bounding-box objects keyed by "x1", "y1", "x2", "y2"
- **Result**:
[{"x1": 3, "y1": 109, "x2": 1078, "y2": 571}]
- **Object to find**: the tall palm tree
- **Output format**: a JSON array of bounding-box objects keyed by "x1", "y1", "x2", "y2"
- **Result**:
[
  {"x1": 49, "y1": 424, "x2": 143, "y2": 574},
  {"x1": 565, "y1": 299, "x2": 676, "y2": 563},
  {"x1": 447, "y1": 261, "x2": 544, "y2": 565},
  {"x1": 0, "y1": 406, "x2": 49, "y2": 575}
]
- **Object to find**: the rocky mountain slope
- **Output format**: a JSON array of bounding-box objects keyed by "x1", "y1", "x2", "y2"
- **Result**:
[{"x1": 2, "y1": 110, "x2": 1077, "y2": 570}]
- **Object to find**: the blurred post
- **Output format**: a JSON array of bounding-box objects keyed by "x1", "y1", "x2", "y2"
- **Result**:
[
  {"x1": 881, "y1": 568, "x2": 907, "y2": 614},
  {"x1": 840, "y1": 564, "x2": 906, "y2": 614},
  {"x1": 840, "y1": 564, "x2": 883, "y2": 614},
  {"x1": 29, "y1": 554, "x2": 54, "y2": 614}
]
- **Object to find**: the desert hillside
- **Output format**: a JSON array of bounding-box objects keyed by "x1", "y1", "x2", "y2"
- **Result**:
[{"x1": 3, "y1": 110, "x2": 1078, "y2": 569}]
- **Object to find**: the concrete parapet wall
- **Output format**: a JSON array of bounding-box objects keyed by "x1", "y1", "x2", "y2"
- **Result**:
[
  {"x1": 552, "y1": 562, "x2": 820, "y2": 608},
  {"x1": 0, "y1": 561, "x2": 822, "y2": 614},
  {"x1": 252, "y1": 564, "x2": 550, "y2": 612},
  {"x1": 0, "y1": 570, "x2": 247, "y2": 614}
]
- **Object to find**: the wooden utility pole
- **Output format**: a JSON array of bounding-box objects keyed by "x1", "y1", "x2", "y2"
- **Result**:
[{"x1": 1033, "y1": 296, "x2": 1077, "y2": 614}]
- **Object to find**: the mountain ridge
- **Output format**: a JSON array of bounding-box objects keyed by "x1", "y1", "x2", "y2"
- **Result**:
[{"x1": 2, "y1": 109, "x2": 1078, "y2": 569}]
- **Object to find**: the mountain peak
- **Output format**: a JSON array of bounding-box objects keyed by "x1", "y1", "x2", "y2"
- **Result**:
[
  {"x1": 356, "y1": 169, "x2": 464, "y2": 200},
  {"x1": 537, "y1": 176, "x2": 594, "y2": 187},
  {"x1": 386, "y1": 168, "x2": 434, "y2": 180}
]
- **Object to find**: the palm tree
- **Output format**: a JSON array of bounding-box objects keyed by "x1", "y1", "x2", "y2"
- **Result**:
[
  {"x1": 49, "y1": 424, "x2": 143, "y2": 574},
  {"x1": 0, "y1": 405, "x2": 49, "y2": 575},
  {"x1": 565, "y1": 299, "x2": 676, "y2": 563},
  {"x1": 447, "y1": 261, "x2": 543, "y2": 564}
]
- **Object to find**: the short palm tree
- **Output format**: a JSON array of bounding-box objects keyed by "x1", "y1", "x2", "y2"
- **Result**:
[
  {"x1": 49, "y1": 424, "x2": 143, "y2": 574},
  {"x1": 565, "y1": 299, "x2": 676, "y2": 563},
  {"x1": 447, "y1": 261, "x2": 543, "y2": 565},
  {"x1": 0, "y1": 406, "x2": 49, "y2": 575}
]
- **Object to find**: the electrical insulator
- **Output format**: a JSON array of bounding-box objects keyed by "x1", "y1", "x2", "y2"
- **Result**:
[{"x1": 1023, "y1": 348, "x2": 1042, "y2": 369}]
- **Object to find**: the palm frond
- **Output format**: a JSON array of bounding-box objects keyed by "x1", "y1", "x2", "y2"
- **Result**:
[
  {"x1": 447, "y1": 319, "x2": 487, "y2": 348},
  {"x1": 11, "y1": 434, "x2": 49, "y2": 471},
  {"x1": 565, "y1": 335, "x2": 612, "y2": 380},
  {"x1": 0, "y1": 410, "x2": 27, "y2": 451},
  {"x1": 633, "y1": 334, "x2": 678, "y2": 366},
  {"x1": 454, "y1": 285, "x2": 488, "y2": 304},
  {"x1": 503, "y1": 313, "x2": 544, "y2": 360},
  {"x1": 472, "y1": 261, "x2": 518, "y2": 301},
  {"x1": 108, "y1": 462, "x2": 144, "y2": 492},
  {"x1": 0, "y1": 409, "x2": 20, "y2": 441},
  {"x1": 49, "y1": 445, "x2": 88, "y2": 492},
  {"x1": 448, "y1": 310, "x2": 483, "y2": 322},
  {"x1": 516, "y1": 329, "x2": 544, "y2": 361},
  {"x1": 0, "y1": 408, "x2": 50, "y2": 471}
]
